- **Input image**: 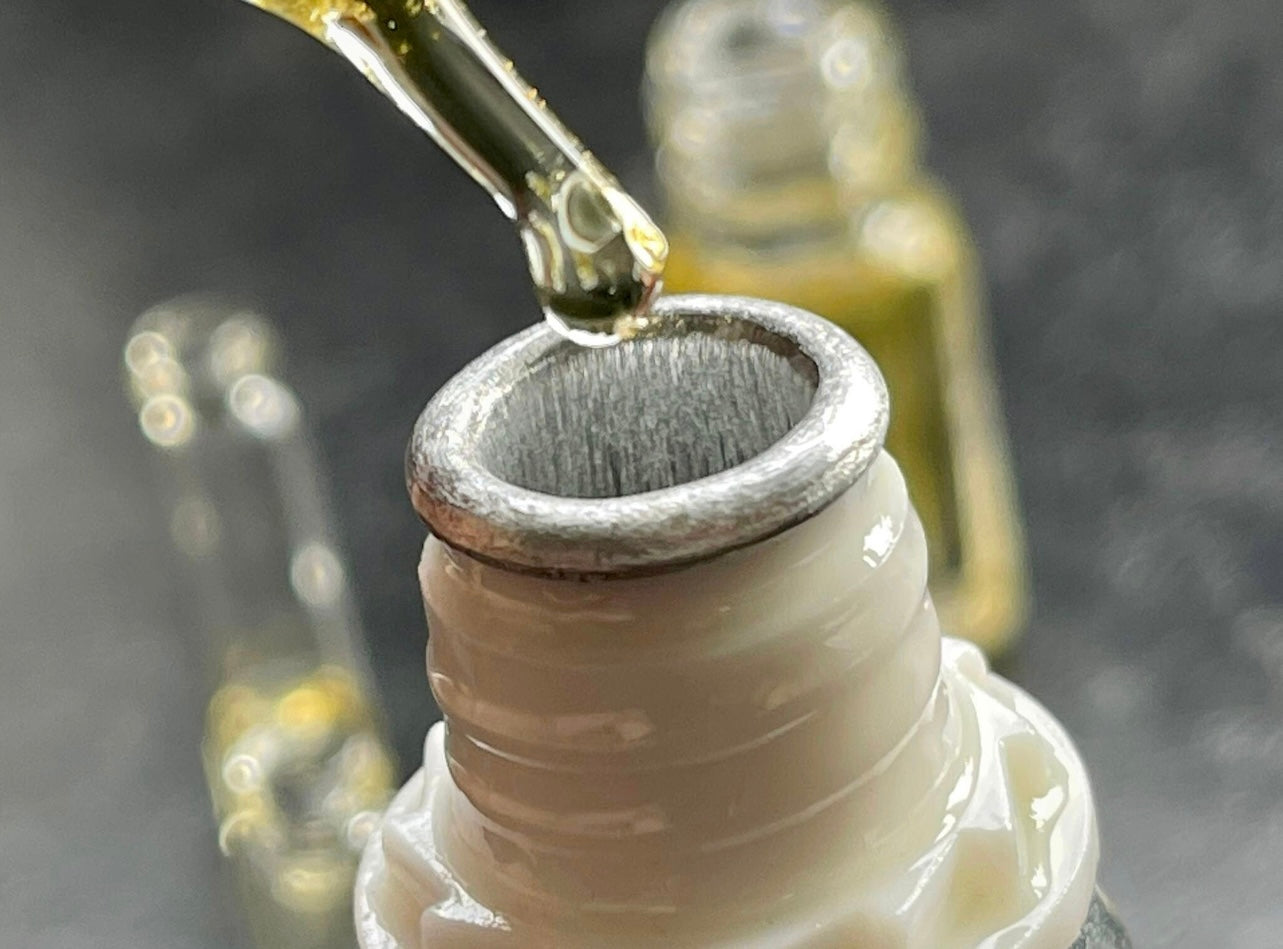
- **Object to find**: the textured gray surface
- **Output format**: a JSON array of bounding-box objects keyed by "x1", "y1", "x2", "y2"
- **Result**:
[
  {"x1": 477, "y1": 323, "x2": 816, "y2": 500},
  {"x1": 1072, "y1": 892, "x2": 1133, "y2": 949},
  {"x1": 0, "y1": 1, "x2": 1280, "y2": 947}
]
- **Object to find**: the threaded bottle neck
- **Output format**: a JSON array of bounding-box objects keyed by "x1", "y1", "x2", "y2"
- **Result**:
[
  {"x1": 646, "y1": 0, "x2": 923, "y2": 244},
  {"x1": 421, "y1": 453, "x2": 954, "y2": 920}
]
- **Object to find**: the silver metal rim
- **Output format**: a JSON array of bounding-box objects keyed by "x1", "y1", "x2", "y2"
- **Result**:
[{"x1": 407, "y1": 294, "x2": 889, "y2": 577}]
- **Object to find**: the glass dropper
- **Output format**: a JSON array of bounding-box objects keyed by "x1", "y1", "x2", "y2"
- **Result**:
[{"x1": 242, "y1": 0, "x2": 669, "y2": 345}]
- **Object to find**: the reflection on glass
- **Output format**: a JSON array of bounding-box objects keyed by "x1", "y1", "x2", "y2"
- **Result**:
[
  {"x1": 647, "y1": 0, "x2": 1029, "y2": 655},
  {"x1": 124, "y1": 296, "x2": 395, "y2": 949}
]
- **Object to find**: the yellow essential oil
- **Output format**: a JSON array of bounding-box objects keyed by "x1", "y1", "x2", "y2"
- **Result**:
[{"x1": 207, "y1": 665, "x2": 394, "y2": 949}]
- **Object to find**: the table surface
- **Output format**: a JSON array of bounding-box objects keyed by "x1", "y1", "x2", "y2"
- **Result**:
[{"x1": 2, "y1": 1, "x2": 1281, "y2": 946}]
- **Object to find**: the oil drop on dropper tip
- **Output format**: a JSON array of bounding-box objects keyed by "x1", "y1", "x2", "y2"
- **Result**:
[{"x1": 241, "y1": 0, "x2": 668, "y2": 344}]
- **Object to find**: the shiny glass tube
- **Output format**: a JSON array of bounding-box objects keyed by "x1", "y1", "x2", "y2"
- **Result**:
[{"x1": 238, "y1": 0, "x2": 667, "y2": 344}]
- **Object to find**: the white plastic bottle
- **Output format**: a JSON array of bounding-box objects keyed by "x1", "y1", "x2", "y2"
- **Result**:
[{"x1": 355, "y1": 295, "x2": 1129, "y2": 948}]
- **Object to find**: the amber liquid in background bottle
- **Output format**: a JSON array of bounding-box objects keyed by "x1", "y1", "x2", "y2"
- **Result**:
[
  {"x1": 206, "y1": 664, "x2": 394, "y2": 947},
  {"x1": 126, "y1": 299, "x2": 396, "y2": 949},
  {"x1": 647, "y1": 0, "x2": 1027, "y2": 655}
]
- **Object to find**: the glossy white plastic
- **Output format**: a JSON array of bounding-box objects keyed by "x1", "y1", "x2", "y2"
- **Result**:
[{"x1": 355, "y1": 453, "x2": 1098, "y2": 948}]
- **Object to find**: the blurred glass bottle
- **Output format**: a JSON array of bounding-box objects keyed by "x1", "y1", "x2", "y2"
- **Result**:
[
  {"x1": 124, "y1": 297, "x2": 396, "y2": 949},
  {"x1": 646, "y1": 0, "x2": 1027, "y2": 655}
]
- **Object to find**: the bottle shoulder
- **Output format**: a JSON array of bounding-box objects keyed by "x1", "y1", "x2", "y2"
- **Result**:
[{"x1": 665, "y1": 182, "x2": 976, "y2": 323}]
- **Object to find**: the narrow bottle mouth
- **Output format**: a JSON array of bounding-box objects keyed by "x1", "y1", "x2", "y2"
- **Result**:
[{"x1": 408, "y1": 294, "x2": 888, "y2": 577}]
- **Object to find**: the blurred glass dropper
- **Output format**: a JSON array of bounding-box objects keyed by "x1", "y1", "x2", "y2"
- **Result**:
[
  {"x1": 125, "y1": 297, "x2": 397, "y2": 949},
  {"x1": 242, "y1": 0, "x2": 668, "y2": 345}
]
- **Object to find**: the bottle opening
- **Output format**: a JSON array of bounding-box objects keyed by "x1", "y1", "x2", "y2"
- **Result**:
[{"x1": 477, "y1": 323, "x2": 818, "y2": 499}]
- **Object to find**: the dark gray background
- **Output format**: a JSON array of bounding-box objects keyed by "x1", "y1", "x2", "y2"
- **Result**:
[{"x1": 2, "y1": 1, "x2": 1281, "y2": 946}]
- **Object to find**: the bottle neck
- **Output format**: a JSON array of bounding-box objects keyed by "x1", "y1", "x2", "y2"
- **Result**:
[
  {"x1": 647, "y1": 0, "x2": 924, "y2": 247},
  {"x1": 420, "y1": 454, "x2": 957, "y2": 919}
]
